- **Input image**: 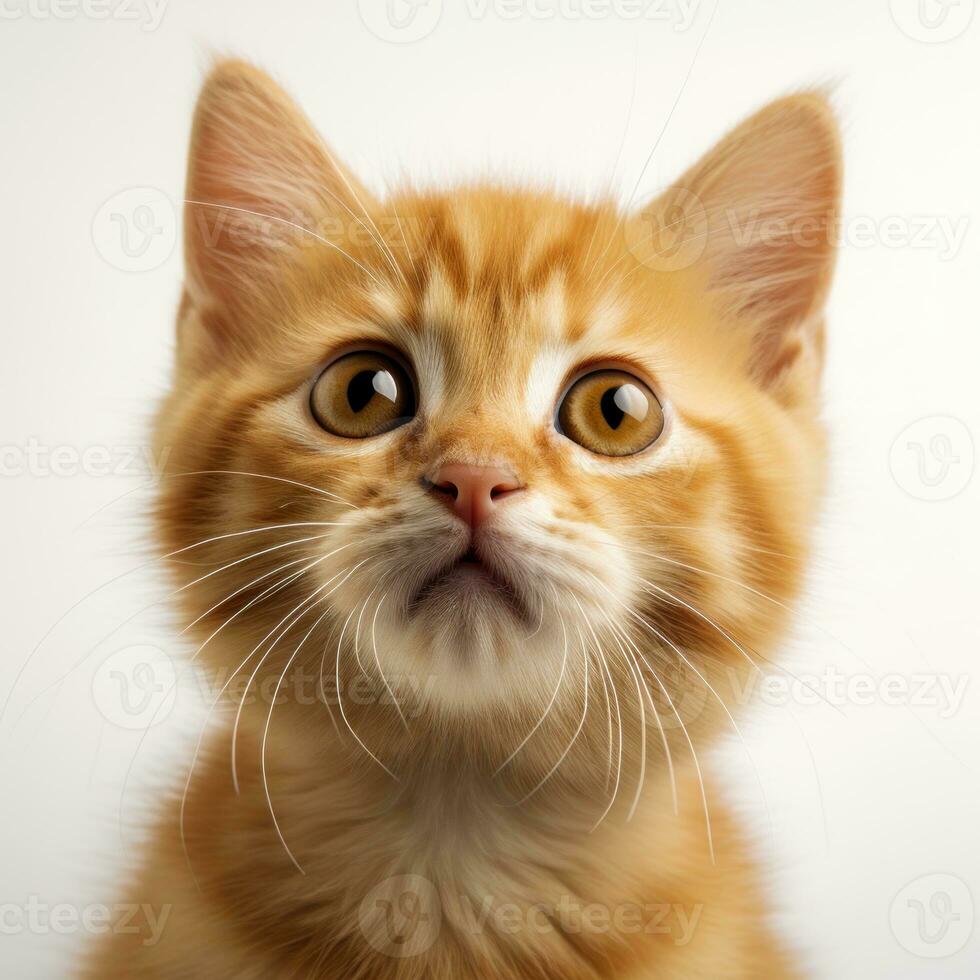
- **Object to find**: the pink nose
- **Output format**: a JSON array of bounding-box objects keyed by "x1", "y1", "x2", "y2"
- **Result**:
[{"x1": 429, "y1": 463, "x2": 523, "y2": 530}]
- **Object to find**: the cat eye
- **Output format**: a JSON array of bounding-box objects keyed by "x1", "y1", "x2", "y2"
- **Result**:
[
  {"x1": 310, "y1": 350, "x2": 416, "y2": 438},
  {"x1": 556, "y1": 369, "x2": 665, "y2": 457}
]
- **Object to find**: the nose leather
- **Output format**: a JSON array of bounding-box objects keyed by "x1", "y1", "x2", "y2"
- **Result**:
[{"x1": 428, "y1": 463, "x2": 523, "y2": 529}]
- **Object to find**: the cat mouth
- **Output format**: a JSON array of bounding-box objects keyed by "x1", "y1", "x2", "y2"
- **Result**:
[{"x1": 408, "y1": 545, "x2": 529, "y2": 622}]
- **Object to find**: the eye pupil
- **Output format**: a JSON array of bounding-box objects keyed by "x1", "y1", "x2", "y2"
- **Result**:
[
  {"x1": 347, "y1": 369, "x2": 395, "y2": 413},
  {"x1": 600, "y1": 387, "x2": 626, "y2": 430}
]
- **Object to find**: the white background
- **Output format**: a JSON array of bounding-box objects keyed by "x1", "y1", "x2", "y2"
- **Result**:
[{"x1": 1, "y1": 0, "x2": 979, "y2": 976}]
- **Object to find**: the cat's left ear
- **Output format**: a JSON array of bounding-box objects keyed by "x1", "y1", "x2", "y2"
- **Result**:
[
  {"x1": 631, "y1": 92, "x2": 842, "y2": 403},
  {"x1": 181, "y1": 59, "x2": 378, "y2": 353}
]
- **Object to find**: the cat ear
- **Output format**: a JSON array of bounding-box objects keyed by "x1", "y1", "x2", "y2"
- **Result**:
[
  {"x1": 631, "y1": 93, "x2": 841, "y2": 400},
  {"x1": 182, "y1": 59, "x2": 377, "y2": 334}
]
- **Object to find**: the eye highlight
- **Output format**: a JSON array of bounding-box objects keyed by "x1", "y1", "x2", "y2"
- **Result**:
[
  {"x1": 310, "y1": 350, "x2": 416, "y2": 438},
  {"x1": 557, "y1": 369, "x2": 665, "y2": 457}
]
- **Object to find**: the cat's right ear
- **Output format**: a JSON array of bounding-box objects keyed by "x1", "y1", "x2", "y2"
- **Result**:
[
  {"x1": 181, "y1": 59, "x2": 376, "y2": 357},
  {"x1": 627, "y1": 92, "x2": 841, "y2": 406}
]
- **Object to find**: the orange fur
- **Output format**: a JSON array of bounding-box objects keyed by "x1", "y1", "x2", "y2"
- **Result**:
[{"x1": 82, "y1": 60, "x2": 841, "y2": 979}]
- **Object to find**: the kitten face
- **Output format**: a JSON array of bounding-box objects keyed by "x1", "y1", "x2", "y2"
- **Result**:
[{"x1": 157, "y1": 62, "x2": 839, "y2": 746}]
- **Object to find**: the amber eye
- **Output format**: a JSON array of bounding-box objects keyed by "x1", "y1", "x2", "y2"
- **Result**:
[
  {"x1": 557, "y1": 369, "x2": 665, "y2": 456},
  {"x1": 310, "y1": 350, "x2": 416, "y2": 438}
]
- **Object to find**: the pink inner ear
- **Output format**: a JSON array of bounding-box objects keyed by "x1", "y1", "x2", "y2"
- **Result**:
[
  {"x1": 635, "y1": 93, "x2": 841, "y2": 397},
  {"x1": 182, "y1": 59, "x2": 378, "y2": 324}
]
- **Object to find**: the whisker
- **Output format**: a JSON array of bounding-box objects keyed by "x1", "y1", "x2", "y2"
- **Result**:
[
  {"x1": 572, "y1": 595, "x2": 624, "y2": 832},
  {"x1": 174, "y1": 550, "x2": 339, "y2": 888},
  {"x1": 592, "y1": 622, "x2": 615, "y2": 791},
  {"x1": 521, "y1": 590, "x2": 548, "y2": 643},
  {"x1": 606, "y1": 581, "x2": 770, "y2": 854},
  {"x1": 122, "y1": 552, "x2": 326, "y2": 854},
  {"x1": 387, "y1": 203, "x2": 421, "y2": 287},
  {"x1": 165, "y1": 521, "x2": 353, "y2": 555},
  {"x1": 580, "y1": 38, "x2": 639, "y2": 272},
  {"x1": 371, "y1": 592, "x2": 408, "y2": 731},
  {"x1": 626, "y1": 545, "x2": 879, "y2": 674},
  {"x1": 180, "y1": 542, "x2": 334, "y2": 633},
  {"x1": 583, "y1": 576, "x2": 713, "y2": 858},
  {"x1": 319, "y1": 153, "x2": 409, "y2": 288},
  {"x1": 231, "y1": 562, "x2": 362, "y2": 792},
  {"x1": 183, "y1": 200, "x2": 387, "y2": 288},
  {"x1": 638, "y1": 577, "x2": 844, "y2": 715},
  {"x1": 9, "y1": 531, "x2": 343, "y2": 732},
  {"x1": 637, "y1": 643, "x2": 714, "y2": 862},
  {"x1": 352, "y1": 567, "x2": 398, "y2": 673},
  {"x1": 258, "y1": 559, "x2": 373, "y2": 874},
  {"x1": 595, "y1": 606, "x2": 654, "y2": 823},
  {"x1": 173, "y1": 471, "x2": 357, "y2": 513},
  {"x1": 495, "y1": 589, "x2": 568, "y2": 775},
  {"x1": 506, "y1": 618, "x2": 590, "y2": 806},
  {"x1": 74, "y1": 479, "x2": 155, "y2": 531},
  {"x1": 317, "y1": 629, "x2": 343, "y2": 739},
  {"x1": 334, "y1": 601, "x2": 399, "y2": 781},
  {"x1": 595, "y1": 605, "x2": 678, "y2": 815},
  {"x1": 585, "y1": 0, "x2": 721, "y2": 284},
  {"x1": 164, "y1": 468, "x2": 358, "y2": 509}
]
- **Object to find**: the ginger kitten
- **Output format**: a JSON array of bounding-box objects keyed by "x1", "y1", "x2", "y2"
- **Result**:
[{"x1": 83, "y1": 60, "x2": 840, "y2": 978}]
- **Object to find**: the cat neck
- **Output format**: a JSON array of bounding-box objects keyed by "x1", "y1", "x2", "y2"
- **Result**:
[{"x1": 199, "y1": 708, "x2": 708, "y2": 978}]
